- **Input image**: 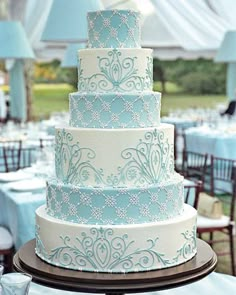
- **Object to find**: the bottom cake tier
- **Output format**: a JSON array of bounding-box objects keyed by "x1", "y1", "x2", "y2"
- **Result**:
[{"x1": 35, "y1": 204, "x2": 197, "y2": 273}]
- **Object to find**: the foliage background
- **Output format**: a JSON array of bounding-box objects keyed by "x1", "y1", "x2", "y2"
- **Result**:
[{"x1": 33, "y1": 58, "x2": 227, "y2": 95}]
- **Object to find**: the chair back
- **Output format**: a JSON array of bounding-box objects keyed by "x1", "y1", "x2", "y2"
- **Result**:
[
  {"x1": 184, "y1": 180, "x2": 202, "y2": 209},
  {"x1": 19, "y1": 147, "x2": 36, "y2": 169},
  {"x1": 0, "y1": 141, "x2": 22, "y2": 172},
  {"x1": 210, "y1": 155, "x2": 236, "y2": 221},
  {"x1": 182, "y1": 150, "x2": 208, "y2": 182}
]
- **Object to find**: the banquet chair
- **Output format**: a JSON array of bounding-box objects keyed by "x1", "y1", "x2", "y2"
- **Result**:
[
  {"x1": 0, "y1": 226, "x2": 14, "y2": 273},
  {"x1": 39, "y1": 138, "x2": 54, "y2": 149},
  {"x1": 197, "y1": 155, "x2": 236, "y2": 276},
  {"x1": 0, "y1": 140, "x2": 22, "y2": 172},
  {"x1": 184, "y1": 180, "x2": 202, "y2": 209},
  {"x1": 182, "y1": 150, "x2": 208, "y2": 184},
  {"x1": 19, "y1": 147, "x2": 37, "y2": 169},
  {"x1": 174, "y1": 127, "x2": 188, "y2": 173}
]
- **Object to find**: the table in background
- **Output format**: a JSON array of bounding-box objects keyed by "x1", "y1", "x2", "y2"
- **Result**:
[
  {"x1": 0, "y1": 180, "x2": 45, "y2": 250},
  {"x1": 184, "y1": 125, "x2": 236, "y2": 159},
  {"x1": 161, "y1": 117, "x2": 199, "y2": 130}
]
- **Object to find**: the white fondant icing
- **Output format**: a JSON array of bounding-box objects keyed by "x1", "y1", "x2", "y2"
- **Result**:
[
  {"x1": 55, "y1": 124, "x2": 175, "y2": 187},
  {"x1": 35, "y1": 9, "x2": 198, "y2": 275},
  {"x1": 35, "y1": 204, "x2": 197, "y2": 273},
  {"x1": 78, "y1": 48, "x2": 153, "y2": 92}
]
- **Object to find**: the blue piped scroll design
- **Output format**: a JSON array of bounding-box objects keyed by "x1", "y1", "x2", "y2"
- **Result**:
[
  {"x1": 173, "y1": 226, "x2": 197, "y2": 263},
  {"x1": 78, "y1": 49, "x2": 152, "y2": 92},
  {"x1": 55, "y1": 129, "x2": 173, "y2": 187},
  {"x1": 118, "y1": 129, "x2": 174, "y2": 186},
  {"x1": 55, "y1": 129, "x2": 104, "y2": 186},
  {"x1": 35, "y1": 225, "x2": 48, "y2": 259},
  {"x1": 45, "y1": 227, "x2": 170, "y2": 272},
  {"x1": 35, "y1": 225, "x2": 197, "y2": 272}
]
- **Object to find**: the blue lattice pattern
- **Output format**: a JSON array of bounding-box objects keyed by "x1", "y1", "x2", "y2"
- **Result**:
[
  {"x1": 69, "y1": 92, "x2": 161, "y2": 128},
  {"x1": 87, "y1": 10, "x2": 141, "y2": 48},
  {"x1": 46, "y1": 174, "x2": 184, "y2": 225}
]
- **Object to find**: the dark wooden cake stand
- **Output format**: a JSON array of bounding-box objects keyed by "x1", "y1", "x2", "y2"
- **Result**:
[{"x1": 13, "y1": 239, "x2": 217, "y2": 295}]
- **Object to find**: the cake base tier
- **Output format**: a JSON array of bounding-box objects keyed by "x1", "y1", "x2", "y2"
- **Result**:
[
  {"x1": 14, "y1": 239, "x2": 217, "y2": 294},
  {"x1": 35, "y1": 204, "x2": 197, "y2": 273}
]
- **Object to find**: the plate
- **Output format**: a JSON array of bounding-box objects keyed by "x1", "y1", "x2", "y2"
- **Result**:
[
  {"x1": 0, "y1": 171, "x2": 33, "y2": 183},
  {"x1": 8, "y1": 179, "x2": 46, "y2": 192}
]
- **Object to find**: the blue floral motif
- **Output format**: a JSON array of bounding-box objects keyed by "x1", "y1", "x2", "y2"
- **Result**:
[
  {"x1": 55, "y1": 129, "x2": 104, "y2": 186},
  {"x1": 55, "y1": 129, "x2": 173, "y2": 187},
  {"x1": 78, "y1": 49, "x2": 152, "y2": 92},
  {"x1": 46, "y1": 227, "x2": 170, "y2": 271},
  {"x1": 118, "y1": 129, "x2": 174, "y2": 185}
]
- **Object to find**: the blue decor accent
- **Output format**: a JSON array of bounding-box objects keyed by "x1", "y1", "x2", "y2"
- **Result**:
[
  {"x1": 215, "y1": 31, "x2": 236, "y2": 63},
  {"x1": 61, "y1": 43, "x2": 85, "y2": 68},
  {"x1": 41, "y1": 0, "x2": 104, "y2": 42},
  {"x1": 69, "y1": 91, "x2": 161, "y2": 128},
  {"x1": 78, "y1": 49, "x2": 153, "y2": 92},
  {"x1": 215, "y1": 31, "x2": 236, "y2": 101},
  {"x1": 55, "y1": 128, "x2": 174, "y2": 187},
  {"x1": 9, "y1": 60, "x2": 27, "y2": 121},
  {"x1": 0, "y1": 21, "x2": 34, "y2": 59},
  {"x1": 226, "y1": 63, "x2": 236, "y2": 101},
  {"x1": 87, "y1": 10, "x2": 141, "y2": 48},
  {"x1": 46, "y1": 175, "x2": 184, "y2": 224}
]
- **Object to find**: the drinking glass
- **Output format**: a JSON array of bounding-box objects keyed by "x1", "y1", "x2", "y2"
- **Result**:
[{"x1": 1, "y1": 272, "x2": 32, "y2": 295}]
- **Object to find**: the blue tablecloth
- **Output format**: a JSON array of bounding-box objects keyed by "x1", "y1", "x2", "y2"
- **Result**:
[
  {"x1": 27, "y1": 272, "x2": 235, "y2": 294},
  {"x1": 0, "y1": 181, "x2": 45, "y2": 250},
  {"x1": 161, "y1": 117, "x2": 199, "y2": 130},
  {"x1": 185, "y1": 126, "x2": 236, "y2": 159}
]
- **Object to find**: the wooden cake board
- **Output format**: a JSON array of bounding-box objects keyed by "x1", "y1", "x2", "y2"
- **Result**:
[{"x1": 13, "y1": 239, "x2": 217, "y2": 295}]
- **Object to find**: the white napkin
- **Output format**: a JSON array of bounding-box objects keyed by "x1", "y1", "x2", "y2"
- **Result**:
[
  {"x1": 7, "y1": 178, "x2": 46, "y2": 192},
  {"x1": 0, "y1": 170, "x2": 33, "y2": 183}
]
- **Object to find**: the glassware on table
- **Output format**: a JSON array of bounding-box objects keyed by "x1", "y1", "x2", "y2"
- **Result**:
[
  {"x1": 0, "y1": 265, "x2": 4, "y2": 277},
  {"x1": 0, "y1": 272, "x2": 32, "y2": 295}
]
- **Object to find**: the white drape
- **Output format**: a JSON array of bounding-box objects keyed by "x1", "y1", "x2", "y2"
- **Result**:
[
  {"x1": 149, "y1": 0, "x2": 231, "y2": 50},
  {"x1": 6, "y1": 0, "x2": 236, "y2": 60}
]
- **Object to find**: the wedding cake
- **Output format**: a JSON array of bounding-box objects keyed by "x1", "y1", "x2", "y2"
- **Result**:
[{"x1": 35, "y1": 10, "x2": 197, "y2": 273}]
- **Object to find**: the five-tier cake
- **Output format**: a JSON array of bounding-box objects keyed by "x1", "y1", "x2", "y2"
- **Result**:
[{"x1": 35, "y1": 10, "x2": 197, "y2": 273}]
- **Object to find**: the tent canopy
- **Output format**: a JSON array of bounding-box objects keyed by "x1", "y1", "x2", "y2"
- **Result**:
[{"x1": 4, "y1": 0, "x2": 236, "y2": 60}]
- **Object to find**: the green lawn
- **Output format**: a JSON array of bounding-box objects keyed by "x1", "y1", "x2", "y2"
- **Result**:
[
  {"x1": 161, "y1": 93, "x2": 227, "y2": 116},
  {"x1": 33, "y1": 84, "x2": 74, "y2": 119},
  {"x1": 32, "y1": 83, "x2": 227, "y2": 120}
]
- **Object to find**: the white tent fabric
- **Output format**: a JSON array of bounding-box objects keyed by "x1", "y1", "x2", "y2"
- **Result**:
[
  {"x1": 207, "y1": 0, "x2": 236, "y2": 29},
  {"x1": 102, "y1": 0, "x2": 233, "y2": 59},
  {"x1": 4, "y1": 0, "x2": 236, "y2": 60},
  {"x1": 149, "y1": 0, "x2": 231, "y2": 50}
]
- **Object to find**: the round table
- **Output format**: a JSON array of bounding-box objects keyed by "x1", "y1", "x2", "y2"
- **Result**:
[{"x1": 13, "y1": 239, "x2": 217, "y2": 295}]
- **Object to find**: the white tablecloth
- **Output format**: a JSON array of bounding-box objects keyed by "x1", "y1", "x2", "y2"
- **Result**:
[{"x1": 27, "y1": 272, "x2": 236, "y2": 295}]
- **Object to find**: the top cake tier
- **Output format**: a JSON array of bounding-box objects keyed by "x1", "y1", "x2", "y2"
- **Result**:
[{"x1": 87, "y1": 10, "x2": 141, "y2": 48}]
